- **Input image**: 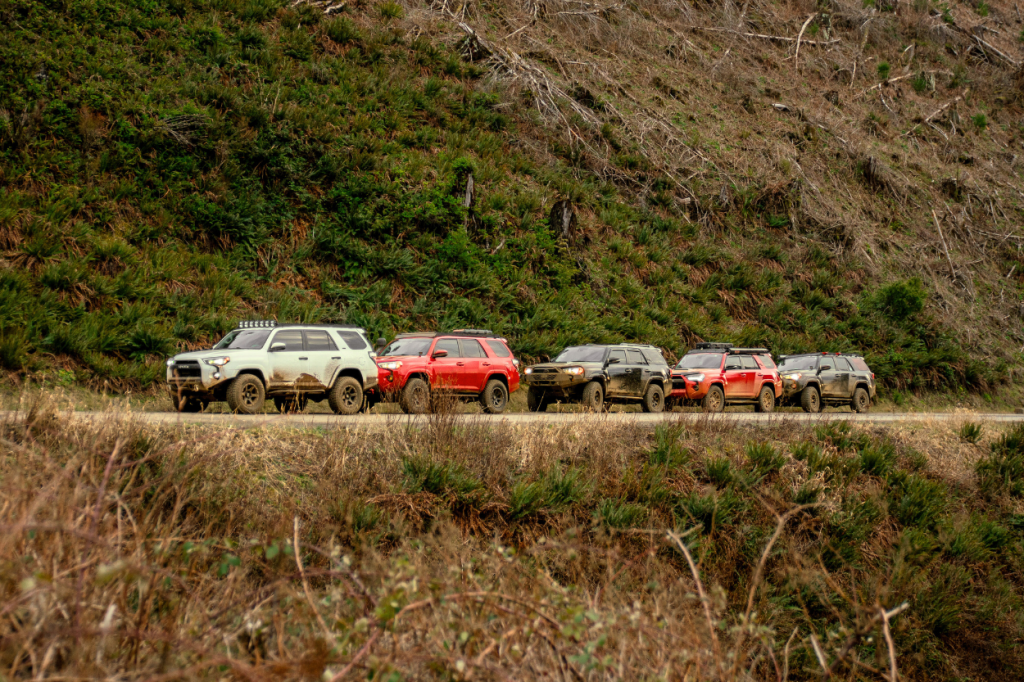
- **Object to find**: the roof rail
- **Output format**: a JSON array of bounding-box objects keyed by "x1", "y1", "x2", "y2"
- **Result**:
[
  {"x1": 451, "y1": 328, "x2": 497, "y2": 337},
  {"x1": 238, "y1": 320, "x2": 277, "y2": 329},
  {"x1": 729, "y1": 347, "x2": 770, "y2": 354},
  {"x1": 694, "y1": 342, "x2": 733, "y2": 350}
]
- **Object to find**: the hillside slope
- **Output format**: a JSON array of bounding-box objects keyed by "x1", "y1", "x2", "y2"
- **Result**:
[{"x1": 1, "y1": 0, "x2": 1023, "y2": 392}]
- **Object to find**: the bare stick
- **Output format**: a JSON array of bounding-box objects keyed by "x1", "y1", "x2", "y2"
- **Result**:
[
  {"x1": 685, "y1": 25, "x2": 840, "y2": 45},
  {"x1": 902, "y1": 89, "x2": 967, "y2": 136},
  {"x1": 667, "y1": 530, "x2": 723, "y2": 677},
  {"x1": 810, "y1": 634, "x2": 829, "y2": 674},
  {"x1": 329, "y1": 628, "x2": 381, "y2": 682},
  {"x1": 294, "y1": 516, "x2": 333, "y2": 639},
  {"x1": 795, "y1": 13, "x2": 816, "y2": 71},
  {"x1": 932, "y1": 209, "x2": 957, "y2": 279},
  {"x1": 880, "y1": 607, "x2": 899, "y2": 682},
  {"x1": 853, "y1": 70, "x2": 952, "y2": 98}
]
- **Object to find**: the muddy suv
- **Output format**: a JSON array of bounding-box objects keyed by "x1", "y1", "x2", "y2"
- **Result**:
[
  {"x1": 375, "y1": 330, "x2": 520, "y2": 414},
  {"x1": 667, "y1": 343, "x2": 782, "y2": 413},
  {"x1": 777, "y1": 352, "x2": 876, "y2": 413},
  {"x1": 524, "y1": 344, "x2": 670, "y2": 412},
  {"x1": 165, "y1": 320, "x2": 379, "y2": 415}
]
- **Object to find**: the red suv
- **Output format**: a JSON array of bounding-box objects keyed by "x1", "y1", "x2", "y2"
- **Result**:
[
  {"x1": 667, "y1": 343, "x2": 782, "y2": 413},
  {"x1": 375, "y1": 330, "x2": 521, "y2": 414}
]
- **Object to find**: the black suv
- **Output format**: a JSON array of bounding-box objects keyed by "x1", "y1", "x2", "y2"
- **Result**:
[
  {"x1": 523, "y1": 344, "x2": 671, "y2": 412},
  {"x1": 777, "y1": 352, "x2": 876, "y2": 413}
]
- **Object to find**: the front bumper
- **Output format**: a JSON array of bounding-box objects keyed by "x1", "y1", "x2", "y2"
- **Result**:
[
  {"x1": 668, "y1": 375, "x2": 706, "y2": 400},
  {"x1": 166, "y1": 361, "x2": 230, "y2": 395},
  {"x1": 523, "y1": 371, "x2": 587, "y2": 392}
]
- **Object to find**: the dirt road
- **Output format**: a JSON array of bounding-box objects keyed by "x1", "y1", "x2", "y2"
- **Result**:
[{"x1": 13, "y1": 410, "x2": 1023, "y2": 429}]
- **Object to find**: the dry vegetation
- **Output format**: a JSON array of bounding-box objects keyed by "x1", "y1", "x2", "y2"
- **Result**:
[{"x1": 3, "y1": 395, "x2": 1024, "y2": 679}]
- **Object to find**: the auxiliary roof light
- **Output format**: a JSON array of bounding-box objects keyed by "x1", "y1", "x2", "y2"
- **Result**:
[{"x1": 238, "y1": 320, "x2": 278, "y2": 329}]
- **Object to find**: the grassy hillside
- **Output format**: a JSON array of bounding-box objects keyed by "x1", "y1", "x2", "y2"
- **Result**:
[
  {"x1": 1, "y1": 0, "x2": 1023, "y2": 393},
  {"x1": 3, "y1": 403, "x2": 1024, "y2": 678}
]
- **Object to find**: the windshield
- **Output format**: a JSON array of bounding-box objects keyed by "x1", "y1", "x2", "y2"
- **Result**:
[
  {"x1": 214, "y1": 329, "x2": 271, "y2": 350},
  {"x1": 676, "y1": 353, "x2": 723, "y2": 370},
  {"x1": 382, "y1": 337, "x2": 433, "y2": 357},
  {"x1": 554, "y1": 346, "x2": 606, "y2": 363},
  {"x1": 779, "y1": 356, "x2": 819, "y2": 371}
]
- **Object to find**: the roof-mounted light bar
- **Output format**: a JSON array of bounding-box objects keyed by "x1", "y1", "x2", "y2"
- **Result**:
[{"x1": 238, "y1": 320, "x2": 278, "y2": 329}]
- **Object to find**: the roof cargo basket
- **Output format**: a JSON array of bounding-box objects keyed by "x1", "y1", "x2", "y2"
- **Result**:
[
  {"x1": 730, "y1": 347, "x2": 770, "y2": 354},
  {"x1": 694, "y1": 342, "x2": 733, "y2": 351},
  {"x1": 451, "y1": 329, "x2": 496, "y2": 337}
]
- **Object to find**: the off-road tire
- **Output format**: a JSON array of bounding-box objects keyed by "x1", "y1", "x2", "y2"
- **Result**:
[
  {"x1": 176, "y1": 396, "x2": 207, "y2": 413},
  {"x1": 754, "y1": 385, "x2": 775, "y2": 413},
  {"x1": 852, "y1": 387, "x2": 871, "y2": 413},
  {"x1": 641, "y1": 383, "x2": 665, "y2": 413},
  {"x1": 580, "y1": 381, "x2": 604, "y2": 412},
  {"x1": 274, "y1": 394, "x2": 308, "y2": 414},
  {"x1": 226, "y1": 374, "x2": 265, "y2": 415},
  {"x1": 702, "y1": 385, "x2": 725, "y2": 413},
  {"x1": 800, "y1": 386, "x2": 821, "y2": 413},
  {"x1": 400, "y1": 377, "x2": 430, "y2": 414},
  {"x1": 526, "y1": 387, "x2": 548, "y2": 412},
  {"x1": 481, "y1": 379, "x2": 509, "y2": 414},
  {"x1": 329, "y1": 376, "x2": 363, "y2": 415}
]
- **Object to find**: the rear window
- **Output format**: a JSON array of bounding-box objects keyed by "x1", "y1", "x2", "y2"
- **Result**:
[
  {"x1": 740, "y1": 356, "x2": 759, "y2": 369},
  {"x1": 304, "y1": 330, "x2": 337, "y2": 351},
  {"x1": 849, "y1": 357, "x2": 870, "y2": 372},
  {"x1": 758, "y1": 355, "x2": 776, "y2": 369},
  {"x1": 485, "y1": 339, "x2": 511, "y2": 357},
  {"x1": 627, "y1": 350, "x2": 647, "y2": 365},
  {"x1": 642, "y1": 349, "x2": 667, "y2": 365},
  {"x1": 337, "y1": 331, "x2": 367, "y2": 350},
  {"x1": 460, "y1": 338, "x2": 486, "y2": 358}
]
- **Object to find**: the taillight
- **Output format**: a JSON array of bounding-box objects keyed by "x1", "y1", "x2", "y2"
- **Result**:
[
  {"x1": 871, "y1": 373, "x2": 875, "y2": 381},
  {"x1": 512, "y1": 358, "x2": 520, "y2": 367}
]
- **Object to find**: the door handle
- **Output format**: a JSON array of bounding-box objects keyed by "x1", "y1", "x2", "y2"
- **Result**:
[
  {"x1": 299, "y1": 357, "x2": 308, "y2": 360},
  {"x1": 457, "y1": 362, "x2": 465, "y2": 366},
  {"x1": 331, "y1": 356, "x2": 341, "y2": 360},
  {"x1": 483, "y1": 362, "x2": 491, "y2": 366}
]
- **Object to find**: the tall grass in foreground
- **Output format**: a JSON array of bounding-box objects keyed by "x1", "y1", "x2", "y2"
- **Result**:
[{"x1": 1, "y1": 400, "x2": 1023, "y2": 679}]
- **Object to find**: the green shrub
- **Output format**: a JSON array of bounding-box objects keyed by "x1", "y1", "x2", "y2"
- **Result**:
[
  {"x1": 892, "y1": 475, "x2": 946, "y2": 529},
  {"x1": 957, "y1": 422, "x2": 983, "y2": 444},
  {"x1": 972, "y1": 113, "x2": 988, "y2": 130},
  {"x1": 871, "y1": 278, "x2": 927, "y2": 320},
  {"x1": 649, "y1": 425, "x2": 689, "y2": 468},
  {"x1": 595, "y1": 498, "x2": 647, "y2": 528},
  {"x1": 745, "y1": 441, "x2": 786, "y2": 481},
  {"x1": 877, "y1": 62, "x2": 891, "y2": 80},
  {"x1": 705, "y1": 457, "x2": 734, "y2": 487},
  {"x1": 858, "y1": 441, "x2": 897, "y2": 478},
  {"x1": 675, "y1": 489, "x2": 744, "y2": 534},
  {"x1": 402, "y1": 457, "x2": 485, "y2": 502},
  {"x1": 977, "y1": 424, "x2": 1024, "y2": 497},
  {"x1": 508, "y1": 481, "x2": 547, "y2": 521}
]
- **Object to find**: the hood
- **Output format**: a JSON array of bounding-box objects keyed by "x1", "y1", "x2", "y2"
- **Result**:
[
  {"x1": 375, "y1": 354, "x2": 429, "y2": 363},
  {"x1": 529, "y1": 361, "x2": 603, "y2": 370},
  {"x1": 170, "y1": 348, "x2": 258, "y2": 362}
]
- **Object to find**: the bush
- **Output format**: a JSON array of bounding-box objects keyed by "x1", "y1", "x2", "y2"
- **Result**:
[
  {"x1": 595, "y1": 498, "x2": 647, "y2": 528},
  {"x1": 745, "y1": 441, "x2": 786, "y2": 481},
  {"x1": 402, "y1": 457, "x2": 485, "y2": 503},
  {"x1": 977, "y1": 424, "x2": 1024, "y2": 497},
  {"x1": 871, "y1": 278, "x2": 927, "y2": 321},
  {"x1": 957, "y1": 422, "x2": 983, "y2": 444}
]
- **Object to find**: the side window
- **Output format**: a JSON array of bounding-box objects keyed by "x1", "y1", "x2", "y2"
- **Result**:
[
  {"x1": 758, "y1": 355, "x2": 776, "y2": 369},
  {"x1": 627, "y1": 350, "x2": 647, "y2": 365},
  {"x1": 304, "y1": 331, "x2": 338, "y2": 351},
  {"x1": 460, "y1": 339, "x2": 486, "y2": 358},
  {"x1": 272, "y1": 330, "x2": 304, "y2": 351},
  {"x1": 435, "y1": 338, "x2": 461, "y2": 357},
  {"x1": 725, "y1": 355, "x2": 743, "y2": 370},
  {"x1": 834, "y1": 357, "x2": 852, "y2": 371},
  {"x1": 337, "y1": 331, "x2": 367, "y2": 350},
  {"x1": 642, "y1": 349, "x2": 667, "y2": 365},
  {"x1": 850, "y1": 357, "x2": 870, "y2": 372},
  {"x1": 485, "y1": 339, "x2": 512, "y2": 358},
  {"x1": 741, "y1": 356, "x2": 759, "y2": 369},
  {"x1": 609, "y1": 349, "x2": 627, "y2": 364}
]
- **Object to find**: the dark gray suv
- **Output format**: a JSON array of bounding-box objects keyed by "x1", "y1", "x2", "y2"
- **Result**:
[
  {"x1": 523, "y1": 344, "x2": 670, "y2": 412},
  {"x1": 777, "y1": 352, "x2": 877, "y2": 413}
]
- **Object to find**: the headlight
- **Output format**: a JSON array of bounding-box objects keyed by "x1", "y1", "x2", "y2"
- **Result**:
[
  {"x1": 563, "y1": 366, "x2": 584, "y2": 375},
  {"x1": 204, "y1": 357, "x2": 230, "y2": 367},
  {"x1": 378, "y1": 361, "x2": 402, "y2": 370},
  {"x1": 524, "y1": 367, "x2": 533, "y2": 374},
  {"x1": 689, "y1": 373, "x2": 705, "y2": 383},
  {"x1": 783, "y1": 373, "x2": 802, "y2": 380},
  {"x1": 166, "y1": 359, "x2": 175, "y2": 367}
]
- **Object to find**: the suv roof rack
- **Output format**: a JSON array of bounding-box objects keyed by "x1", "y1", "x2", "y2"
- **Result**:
[
  {"x1": 238, "y1": 320, "x2": 366, "y2": 330},
  {"x1": 690, "y1": 342, "x2": 770, "y2": 355},
  {"x1": 393, "y1": 330, "x2": 501, "y2": 339},
  {"x1": 694, "y1": 342, "x2": 732, "y2": 351},
  {"x1": 452, "y1": 328, "x2": 495, "y2": 337}
]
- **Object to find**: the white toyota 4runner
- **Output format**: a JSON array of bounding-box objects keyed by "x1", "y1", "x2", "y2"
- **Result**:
[{"x1": 165, "y1": 320, "x2": 379, "y2": 414}]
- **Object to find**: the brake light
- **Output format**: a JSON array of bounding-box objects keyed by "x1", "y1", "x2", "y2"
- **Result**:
[{"x1": 871, "y1": 373, "x2": 875, "y2": 381}]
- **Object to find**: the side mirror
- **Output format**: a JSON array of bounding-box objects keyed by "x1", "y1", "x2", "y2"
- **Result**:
[
  {"x1": 432, "y1": 349, "x2": 449, "y2": 358},
  {"x1": 270, "y1": 342, "x2": 286, "y2": 352},
  {"x1": 819, "y1": 364, "x2": 832, "y2": 372},
  {"x1": 605, "y1": 357, "x2": 620, "y2": 366},
  {"x1": 376, "y1": 337, "x2": 387, "y2": 347}
]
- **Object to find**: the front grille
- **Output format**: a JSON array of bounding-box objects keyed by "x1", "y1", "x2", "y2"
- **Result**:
[
  {"x1": 172, "y1": 361, "x2": 202, "y2": 378},
  {"x1": 673, "y1": 379, "x2": 689, "y2": 390},
  {"x1": 532, "y1": 368, "x2": 559, "y2": 374}
]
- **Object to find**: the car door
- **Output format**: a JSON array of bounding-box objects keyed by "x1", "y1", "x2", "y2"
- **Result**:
[
  {"x1": 303, "y1": 330, "x2": 339, "y2": 389},
  {"x1": 741, "y1": 356, "x2": 760, "y2": 397},
  {"x1": 831, "y1": 356, "x2": 853, "y2": 398},
  {"x1": 626, "y1": 350, "x2": 649, "y2": 397},
  {"x1": 604, "y1": 349, "x2": 629, "y2": 396},
  {"x1": 268, "y1": 329, "x2": 307, "y2": 389},
  {"x1": 723, "y1": 355, "x2": 747, "y2": 398},
  {"x1": 817, "y1": 358, "x2": 841, "y2": 398},
  {"x1": 458, "y1": 338, "x2": 488, "y2": 392},
  {"x1": 430, "y1": 338, "x2": 463, "y2": 391}
]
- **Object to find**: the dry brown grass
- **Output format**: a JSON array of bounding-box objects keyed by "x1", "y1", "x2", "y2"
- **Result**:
[{"x1": 2, "y1": 394, "x2": 1022, "y2": 679}]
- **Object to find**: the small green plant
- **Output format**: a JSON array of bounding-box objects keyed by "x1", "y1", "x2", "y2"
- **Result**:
[
  {"x1": 379, "y1": 1, "x2": 403, "y2": 19},
  {"x1": 974, "y1": 1, "x2": 989, "y2": 16},
  {"x1": 508, "y1": 481, "x2": 547, "y2": 521},
  {"x1": 892, "y1": 475, "x2": 946, "y2": 529},
  {"x1": 911, "y1": 73, "x2": 929, "y2": 93},
  {"x1": 977, "y1": 424, "x2": 1024, "y2": 497},
  {"x1": 402, "y1": 457, "x2": 485, "y2": 503},
  {"x1": 957, "y1": 422, "x2": 983, "y2": 444},
  {"x1": 595, "y1": 498, "x2": 647, "y2": 528},
  {"x1": 745, "y1": 441, "x2": 786, "y2": 480},
  {"x1": 706, "y1": 457, "x2": 735, "y2": 487},
  {"x1": 971, "y1": 113, "x2": 988, "y2": 131},
  {"x1": 877, "y1": 61, "x2": 891, "y2": 80},
  {"x1": 675, "y1": 489, "x2": 744, "y2": 534}
]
